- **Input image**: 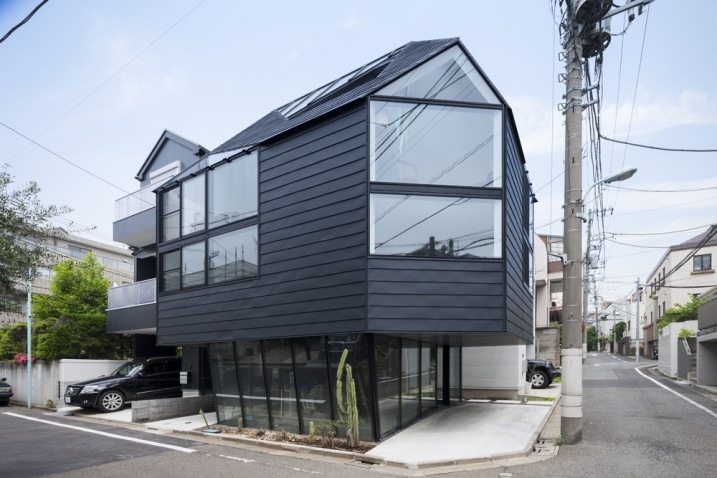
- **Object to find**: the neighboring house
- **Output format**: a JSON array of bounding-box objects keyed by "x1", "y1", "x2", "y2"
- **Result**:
[
  {"x1": 108, "y1": 129, "x2": 209, "y2": 360},
  {"x1": 0, "y1": 228, "x2": 134, "y2": 325},
  {"x1": 697, "y1": 286, "x2": 717, "y2": 386},
  {"x1": 533, "y1": 234, "x2": 563, "y2": 364},
  {"x1": 109, "y1": 38, "x2": 534, "y2": 441},
  {"x1": 643, "y1": 226, "x2": 717, "y2": 359}
]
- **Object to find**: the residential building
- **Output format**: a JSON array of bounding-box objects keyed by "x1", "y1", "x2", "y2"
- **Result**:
[
  {"x1": 643, "y1": 226, "x2": 717, "y2": 358},
  {"x1": 109, "y1": 38, "x2": 534, "y2": 441},
  {"x1": 697, "y1": 286, "x2": 717, "y2": 386},
  {"x1": 533, "y1": 234, "x2": 563, "y2": 364},
  {"x1": 0, "y1": 229, "x2": 133, "y2": 326}
]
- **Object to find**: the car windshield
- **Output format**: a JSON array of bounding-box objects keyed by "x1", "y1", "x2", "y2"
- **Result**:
[{"x1": 111, "y1": 362, "x2": 143, "y2": 377}]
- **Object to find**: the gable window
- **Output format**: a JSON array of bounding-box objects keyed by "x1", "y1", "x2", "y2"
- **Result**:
[
  {"x1": 694, "y1": 254, "x2": 712, "y2": 271},
  {"x1": 370, "y1": 101, "x2": 501, "y2": 188}
]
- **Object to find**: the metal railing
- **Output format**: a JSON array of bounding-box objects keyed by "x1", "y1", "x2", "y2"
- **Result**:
[{"x1": 107, "y1": 279, "x2": 156, "y2": 310}]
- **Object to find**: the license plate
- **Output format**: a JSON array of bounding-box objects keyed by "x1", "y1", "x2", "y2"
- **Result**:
[{"x1": 65, "y1": 397, "x2": 71, "y2": 404}]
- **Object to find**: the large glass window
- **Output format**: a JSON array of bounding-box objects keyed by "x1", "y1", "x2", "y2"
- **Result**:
[
  {"x1": 182, "y1": 174, "x2": 206, "y2": 236},
  {"x1": 370, "y1": 194, "x2": 502, "y2": 258},
  {"x1": 162, "y1": 187, "x2": 180, "y2": 242},
  {"x1": 375, "y1": 335, "x2": 400, "y2": 436},
  {"x1": 208, "y1": 152, "x2": 258, "y2": 229},
  {"x1": 208, "y1": 342, "x2": 242, "y2": 426},
  {"x1": 370, "y1": 101, "x2": 502, "y2": 188},
  {"x1": 182, "y1": 242, "x2": 205, "y2": 288},
  {"x1": 161, "y1": 250, "x2": 180, "y2": 292},
  {"x1": 263, "y1": 339, "x2": 299, "y2": 434},
  {"x1": 401, "y1": 339, "x2": 420, "y2": 426},
  {"x1": 376, "y1": 45, "x2": 499, "y2": 104},
  {"x1": 234, "y1": 340, "x2": 271, "y2": 430},
  {"x1": 208, "y1": 226, "x2": 258, "y2": 284},
  {"x1": 293, "y1": 337, "x2": 332, "y2": 433}
]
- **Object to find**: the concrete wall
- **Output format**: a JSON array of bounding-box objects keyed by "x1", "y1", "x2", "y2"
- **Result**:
[
  {"x1": 131, "y1": 394, "x2": 215, "y2": 423},
  {"x1": 462, "y1": 345, "x2": 526, "y2": 400},
  {"x1": 658, "y1": 321, "x2": 697, "y2": 377},
  {"x1": 0, "y1": 359, "x2": 124, "y2": 408},
  {"x1": 536, "y1": 327, "x2": 560, "y2": 365}
]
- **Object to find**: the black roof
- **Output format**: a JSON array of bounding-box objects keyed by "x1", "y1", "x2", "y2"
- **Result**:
[
  {"x1": 158, "y1": 38, "x2": 521, "y2": 190},
  {"x1": 212, "y1": 38, "x2": 465, "y2": 154}
]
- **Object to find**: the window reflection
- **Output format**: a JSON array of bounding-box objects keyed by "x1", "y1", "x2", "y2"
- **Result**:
[
  {"x1": 293, "y1": 337, "x2": 332, "y2": 433},
  {"x1": 401, "y1": 339, "x2": 420, "y2": 426},
  {"x1": 235, "y1": 341, "x2": 270, "y2": 430},
  {"x1": 162, "y1": 188, "x2": 180, "y2": 242},
  {"x1": 161, "y1": 250, "x2": 180, "y2": 292},
  {"x1": 370, "y1": 101, "x2": 501, "y2": 188},
  {"x1": 182, "y1": 174, "x2": 205, "y2": 235},
  {"x1": 208, "y1": 342, "x2": 242, "y2": 426},
  {"x1": 371, "y1": 194, "x2": 501, "y2": 258},
  {"x1": 208, "y1": 227, "x2": 258, "y2": 284},
  {"x1": 376, "y1": 45, "x2": 499, "y2": 104},
  {"x1": 263, "y1": 339, "x2": 299, "y2": 434},
  {"x1": 182, "y1": 242, "x2": 205, "y2": 288},
  {"x1": 208, "y1": 152, "x2": 258, "y2": 229},
  {"x1": 375, "y1": 335, "x2": 400, "y2": 436}
]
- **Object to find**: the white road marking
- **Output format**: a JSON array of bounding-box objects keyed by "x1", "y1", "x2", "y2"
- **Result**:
[
  {"x1": 3, "y1": 412, "x2": 196, "y2": 453},
  {"x1": 635, "y1": 365, "x2": 717, "y2": 419}
]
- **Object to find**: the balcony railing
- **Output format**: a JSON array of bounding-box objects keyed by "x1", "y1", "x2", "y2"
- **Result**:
[
  {"x1": 114, "y1": 178, "x2": 171, "y2": 221},
  {"x1": 108, "y1": 279, "x2": 156, "y2": 310}
]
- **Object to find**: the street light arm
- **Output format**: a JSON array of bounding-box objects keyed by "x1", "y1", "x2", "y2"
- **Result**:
[{"x1": 581, "y1": 166, "x2": 638, "y2": 205}]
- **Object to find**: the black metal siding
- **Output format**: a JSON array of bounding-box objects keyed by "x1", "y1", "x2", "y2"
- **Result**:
[
  {"x1": 156, "y1": 106, "x2": 369, "y2": 344},
  {"x1": 366, "y1": 257, "x2": 505, "y2": 333},
  {"x1": 503, "y1": 122, "x2": 533, "y2": 342}
]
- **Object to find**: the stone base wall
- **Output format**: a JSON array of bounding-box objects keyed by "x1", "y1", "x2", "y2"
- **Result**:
[{"x1": 131, "y1": 394, "x2": 216, "y2": 423}]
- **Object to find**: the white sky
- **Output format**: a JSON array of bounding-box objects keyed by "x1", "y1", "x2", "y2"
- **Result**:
[{"x1": 1, "y1": 0, "x2": 715, "y2": 302}]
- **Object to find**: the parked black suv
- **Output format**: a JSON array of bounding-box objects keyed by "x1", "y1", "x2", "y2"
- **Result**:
[
  {"x1": 64, "y1": 357, "x2": 182, "y2": 412},
  {"x1": 526, "y1": 359, "x2": 561, "y2": 389}
]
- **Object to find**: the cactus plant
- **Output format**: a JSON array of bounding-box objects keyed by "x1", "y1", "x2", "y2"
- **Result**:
[{"x1": 336, "y1": 348, "x2": 360, "y2": 448}]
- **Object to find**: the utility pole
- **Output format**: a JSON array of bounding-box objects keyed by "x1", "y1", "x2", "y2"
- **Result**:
[
  {"x1": 582, "y1": 210, "x2": 593, "y2": 360},
  {"x1": 560, "y1": 0, "x2": 653, "y2": 445},
  {"x1": 26, "y1": 273, "x2": 33, "y2": 409},
  {"x1": 635, "y1": 278, "x2": 641, "y2": 362}
]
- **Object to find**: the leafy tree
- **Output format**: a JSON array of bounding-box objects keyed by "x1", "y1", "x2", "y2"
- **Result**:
[
  {"x1": 0, "y1": 323, "x2": 27, "y2": 359},
  {"x1": 587, "y1": 325, "x2": 598, "y2": 352},
  {"x1": 0, "y1": 167, "x2": 70, "y2": 313},
  {"x1": 614, "y1": 321, "x2": 626, "y2": 342},
  {"x1": 657, "y1": 296, "x2": 704, "y2": 332},
  {"x1": 31, "y1": 253, "x2": 132, "y2": 360},
  {"x1": 33, "y1": 253, "x2": 109, "y2": 318}
]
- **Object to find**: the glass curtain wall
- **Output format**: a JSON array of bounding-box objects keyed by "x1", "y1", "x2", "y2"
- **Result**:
[{"x1": 208, "y1": 334, "x2": 445, "y2": 441}]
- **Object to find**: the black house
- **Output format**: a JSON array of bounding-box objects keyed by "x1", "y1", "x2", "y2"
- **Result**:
[{"x1": 108, "y1": 38, "x2": 534, "y2": 441}]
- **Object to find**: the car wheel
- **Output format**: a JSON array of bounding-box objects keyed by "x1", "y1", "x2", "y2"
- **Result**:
[
  {"x1": 97, "y1": 390, "x2": 125, "y2": 412},
  {"x1": 529, "y1": 370, "x2": 549, "y2": 389},
  {"x1": 0, "y1": 400, "x2": 8, "y2": 406}
]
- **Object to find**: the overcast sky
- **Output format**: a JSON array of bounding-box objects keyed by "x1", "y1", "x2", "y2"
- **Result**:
[{"x1": 1, "y1": 0, "x2": 715, "y2": 302}]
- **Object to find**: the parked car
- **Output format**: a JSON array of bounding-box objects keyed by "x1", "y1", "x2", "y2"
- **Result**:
[
  {"x1": 64, "y1": 357, "x2": 182, "y2": 412},
  {"x1": 0, "y1": 378, "x2": 12, "y2": 406},
  {"x1": 526, "y1": 359, "x2": 561, "y2": 389}
]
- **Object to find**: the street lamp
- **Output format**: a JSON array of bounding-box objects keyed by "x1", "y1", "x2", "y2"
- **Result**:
[{"x1": 579, "y1": 166, "x2": 638, "y2": 218}]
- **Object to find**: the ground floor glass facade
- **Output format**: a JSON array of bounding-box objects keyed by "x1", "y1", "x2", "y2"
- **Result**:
[{"x1": 207, "y1": 334, "x2": 461, "y2": 441}]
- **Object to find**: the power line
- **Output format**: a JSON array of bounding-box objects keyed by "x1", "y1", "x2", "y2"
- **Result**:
[
  {"x1": 608, "y1": 184, "x2": 717, "y2": 193},
  {"x1": 606, "y1": 225, "x2": 712, "y2": 236},
  {"x1": 0, "y1": 0, "x2": 50, "y2": 45},
  {"x1": 599, "y1": 132, "x2": 717, "y2": 152}
]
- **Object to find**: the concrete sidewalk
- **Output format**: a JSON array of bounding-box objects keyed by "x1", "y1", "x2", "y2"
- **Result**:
[{"x1": 54, "y1": 383, "x2": 562, "y2": 471}]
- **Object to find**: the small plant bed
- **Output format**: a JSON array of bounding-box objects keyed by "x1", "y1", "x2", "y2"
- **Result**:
[{"x1": 203, "y1": 424, "x2": 376, "y2": 454}]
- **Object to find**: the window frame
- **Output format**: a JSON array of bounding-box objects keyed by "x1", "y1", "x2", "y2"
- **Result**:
[{"x1": 693, "y1": 253, "x2": 712, "y2": 272}]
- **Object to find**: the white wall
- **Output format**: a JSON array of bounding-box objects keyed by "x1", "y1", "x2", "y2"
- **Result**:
[
  {"x1": 658, "y1": 321, "x2": 697, "y2": 377},
  {"x1": 462, "y1": 345, "x2": 526, "y2": 392},
  {"x1": 0, "y1": 359, "x2": 125, "y2": 408}
]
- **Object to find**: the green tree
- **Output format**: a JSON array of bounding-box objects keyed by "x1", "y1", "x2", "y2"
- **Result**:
[
  {"x1": 32, "y1": 253, "x2": 132, "y2": 360},
  {"x1": 0, "y1": 168, "x2": 70, "y2": 313},
  {"x1": 0, "y1": 323, "x2": 27, "y2": 359},
  {"x1": 615, "y1": 321, "x2": 626, "y2": 342},
  {"x1": 657, "y1": 296, "x2": 704, "y2": 332},
  {"x1": 587, "y1": 325, "x2": 598, "y2": 352}
]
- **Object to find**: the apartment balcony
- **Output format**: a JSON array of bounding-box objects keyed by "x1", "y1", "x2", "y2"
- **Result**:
[
  {"x1": 113, "y1": 183, "x2": 159, "y2": 248},
  {"x1": 106, "y1": 279, "x2": 157, "y2": 334}
]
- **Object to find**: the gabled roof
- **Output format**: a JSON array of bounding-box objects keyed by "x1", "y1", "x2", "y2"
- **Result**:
[
  {"x1": 212, "y1": 38, "x2": 505, "y2": 154},
  {"x1": 160, "y1": 38, "x2": 520, "y2": 190},
  {"x1": 135, "y1": 130, "x2": 209, "y2": 181}
]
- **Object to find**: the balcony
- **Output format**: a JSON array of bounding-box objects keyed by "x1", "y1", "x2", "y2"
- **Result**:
[
  {"x1": 113, "y1": 183, "x2": 161, "y2": 248},
  {"x1": 106, "y1": 279, "x2": 157, "y2": 334}
]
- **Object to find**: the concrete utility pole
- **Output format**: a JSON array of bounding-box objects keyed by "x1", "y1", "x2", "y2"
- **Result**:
[
  {"x1": 560, "y1": 0, "x2": 652, "y2": 445},
  {"x1": 635, "y1": 278, "x2": 641, "y2": 362}
]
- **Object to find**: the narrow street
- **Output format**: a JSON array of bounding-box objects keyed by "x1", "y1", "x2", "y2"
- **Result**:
[{"x1": 468, "y1": 352, "x2": 717, "y2": 478}]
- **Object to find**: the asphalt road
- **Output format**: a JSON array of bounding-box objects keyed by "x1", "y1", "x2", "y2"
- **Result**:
[
  {"x1": 3, "y1": 352, "x2": 716, "y2": 477},
  {"x1": 465, "y1": 352, "x2": 717, "y2": 478}
]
